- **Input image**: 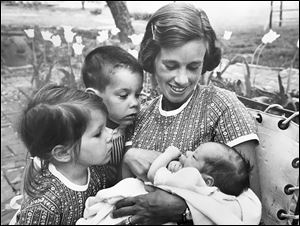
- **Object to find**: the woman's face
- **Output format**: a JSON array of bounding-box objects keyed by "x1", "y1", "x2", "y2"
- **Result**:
[{"x1": 154, "y1": 39, "x2": 207, "y2": 104}]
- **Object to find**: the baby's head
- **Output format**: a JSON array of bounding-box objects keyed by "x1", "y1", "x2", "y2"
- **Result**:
[
  {"x1": 82, "y1": 46, "x2": 144, "y2": 128},
  {"x1": 180, "y1": 142, "x2": 252, "y2": 196}
]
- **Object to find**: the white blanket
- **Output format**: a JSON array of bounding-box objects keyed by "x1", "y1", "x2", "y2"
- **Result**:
[
  {"x1": 154, "y1": 167, "x2": 262, "y2": 225},
  {"x1": 76, "y1": 178, "x2": 148, "y2": 225},
  {"x1": 76, "y1": 167, "x2": 262, "y2": 225}
]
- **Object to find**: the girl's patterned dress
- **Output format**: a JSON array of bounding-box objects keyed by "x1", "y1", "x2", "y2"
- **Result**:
[{"x1": 16, "y1": 164, "x2": 117, "y2": 225}]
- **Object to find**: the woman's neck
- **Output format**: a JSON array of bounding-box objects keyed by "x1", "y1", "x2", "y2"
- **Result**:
[
  {"x1": 161, "y1": 85, "x2": 198, "y2": 111},
  {"x1": 161, "y1": 92, "x2": 194, "y2": 111},
  {"x1": 55, "y1": 163, "x2": 88, "y2": 185},
  {"x1": 161, "y1": 97, "x2": 185, "y2": 111}
]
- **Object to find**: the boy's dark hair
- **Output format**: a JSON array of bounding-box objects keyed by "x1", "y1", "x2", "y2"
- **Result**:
[
  {"x1": 82, "y1": 45, "x2": 144, "y2": 92},
  {"x1": 200, "y1": 143, "x2": 253, "y2": 196}
]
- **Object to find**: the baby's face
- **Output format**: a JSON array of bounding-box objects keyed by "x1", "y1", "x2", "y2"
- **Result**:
[
  {"x1": 179, "y1": 142, "x2": 226, "y2": 171},
  {"x1": 179, "y1": 150, "x2": 204, "y2": 170}
]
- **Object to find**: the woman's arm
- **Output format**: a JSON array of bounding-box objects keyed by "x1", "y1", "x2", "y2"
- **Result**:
[
  {"x1": 112, "y1": 185, "x2": 187, "y2": 225},
  {"x1": 114, "y1": 147, "x2": 188, "y2": 225},
  {"x1": 122, "y1": 146, "x2": 182, "y2": 182},
  {"x1": 121, "y1": 148, "x2": 162, "y2": 181},
  {"x1": 114, "y1": 141, "x2": 260, "y2": 225},
  {"x1": 233, "y1": 140, "x2": 261, "y2": 198}
]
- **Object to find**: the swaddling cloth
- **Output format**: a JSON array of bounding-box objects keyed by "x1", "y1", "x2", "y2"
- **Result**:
[{"x1": 76, "y1": 178, "x2": 147, "y2": 225}]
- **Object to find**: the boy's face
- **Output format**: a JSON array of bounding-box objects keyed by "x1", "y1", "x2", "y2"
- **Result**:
[
  {"x1": 99, "y1": 68, "x2": 143, "y2": 128},
  {"x1": 79, "y1": 109, "x2": 113, "y2": 166}
]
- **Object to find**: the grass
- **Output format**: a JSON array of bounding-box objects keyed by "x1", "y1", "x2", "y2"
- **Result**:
[{"x1": 218, "y1": 26, "x2": 299, "y2": 69}]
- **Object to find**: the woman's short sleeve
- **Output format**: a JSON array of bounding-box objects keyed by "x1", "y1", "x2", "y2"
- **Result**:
[{"x1": 213, "y1": 89, "x2": 259, "y2": 147}]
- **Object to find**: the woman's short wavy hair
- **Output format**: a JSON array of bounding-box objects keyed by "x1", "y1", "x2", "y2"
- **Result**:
[{"x1": 138, "y1": 2, "x2": 221, "y2": 75}]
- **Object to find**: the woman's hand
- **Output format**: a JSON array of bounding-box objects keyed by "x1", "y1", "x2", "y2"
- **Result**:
[
  {"x1": 123, "y1": 148, "x2": 161, "y2": 181},
  {"x1": 112, "y1": 185, "x2": 187, "y2": 225}
]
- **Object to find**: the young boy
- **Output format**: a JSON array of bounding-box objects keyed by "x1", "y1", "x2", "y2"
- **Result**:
[{"x1": 81, "y1": 46, "x2": 144, "y2": 168}]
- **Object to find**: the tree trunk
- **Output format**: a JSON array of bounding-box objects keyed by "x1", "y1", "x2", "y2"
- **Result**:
[{"x1": 106, "y1": 1, "x2": 134, "y2": 43}]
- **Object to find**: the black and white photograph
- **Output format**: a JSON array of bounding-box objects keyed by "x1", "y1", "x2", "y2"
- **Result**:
[{"x1": 1, "y1": 1, "x2": 299, "y2": 225}]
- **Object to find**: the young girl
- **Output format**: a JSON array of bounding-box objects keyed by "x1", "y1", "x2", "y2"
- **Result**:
[{"x1": 13, "y1": 84, "x2": 118, "y2": 225}]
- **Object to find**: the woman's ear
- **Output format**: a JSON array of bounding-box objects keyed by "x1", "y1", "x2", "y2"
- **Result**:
[
  {"x1": 85, "y1": 88, "x2": 101, "y2": 96},
  {"x1": 202, "y1": 173, "x2": 215, "y2": 186},
  {"x1": 51, "y1": 145, "x2": 72, "y2": 163}
]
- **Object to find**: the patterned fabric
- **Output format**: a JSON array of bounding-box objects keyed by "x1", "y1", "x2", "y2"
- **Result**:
[
  {"x1": 15, "y1": 165, "x2": 117, "y2": 225},
  {"x1": 110, "y1": 135, "x2": 126, "y2": 165},
  {"x1": 107, "y1": 127, "x2": 126, "y2": 166},
  {"x1": 129, "y1": 84, "x2": 258, "y2": 153}
]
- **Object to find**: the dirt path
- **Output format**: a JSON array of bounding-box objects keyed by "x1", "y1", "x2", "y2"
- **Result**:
[
  {"x1": 1, "y1": 3, "x2": 146, "y2": 33},
  {"x1": 1, "y1": 3, "x2": 114, "y2": 28},
  {"x1": 1, "y1": 72, "x2": 32, "y2": 225}
]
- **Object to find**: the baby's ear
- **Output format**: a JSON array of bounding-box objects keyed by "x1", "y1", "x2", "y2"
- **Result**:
[
  {"x1": 202, "y1": 173, "x2": 215, "y2": 186},
  {"x1": 85, "y1": 88, "x2": 100, "y2": 96},
  {"x1": 51, "y1": 145, "x2": 72, "y2": 163}
]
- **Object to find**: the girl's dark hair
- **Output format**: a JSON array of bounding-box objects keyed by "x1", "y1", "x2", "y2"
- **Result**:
[
  {"x1": 82, "y1": 45, "x2": 144, "y2": 92},
  {"x1": 19, "y1": 83, "x2": 107, "y2": 197},
  {"x1": 139, "y1": 2, "x2": 221, "y2": 75},
  {"x1": 201, "y1": 144, "x2": 252, "y2": 196}
]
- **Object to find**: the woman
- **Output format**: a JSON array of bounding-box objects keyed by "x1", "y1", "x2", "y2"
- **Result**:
[{"x1": 112, "y1": 2, "x2": 261, "y2": 225}]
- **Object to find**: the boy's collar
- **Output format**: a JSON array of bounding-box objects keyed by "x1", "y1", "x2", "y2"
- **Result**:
[{"x1": 106, "y1": 118, "x2": 120, "y2": 130}]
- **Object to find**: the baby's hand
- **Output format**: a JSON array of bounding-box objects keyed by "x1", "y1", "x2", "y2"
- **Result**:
[
  {"x1": 167, "y1": 160, "x2": 183, "y2": 173},
  {"x1": 164, "y1": 146, "x2": 181, "y2": 158}
]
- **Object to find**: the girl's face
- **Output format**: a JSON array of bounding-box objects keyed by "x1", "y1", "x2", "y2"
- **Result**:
[
  {"x1": 99, "y1": 68, "x2": 143, "y2": 128},
  {"x1": 154, "y1": 39, "x2": 207, "y2": 104},
  {"x1": 78, "y1": 109, "x2": 112, "y2": 166}
]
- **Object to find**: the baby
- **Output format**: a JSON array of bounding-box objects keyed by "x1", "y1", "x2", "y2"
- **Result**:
[
  {"x1": 77, "y1": 142, "x2": 261, "y2": 225},
  {"x1": 148, "y1": 142, "x2": 252, "y2": 196}
]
